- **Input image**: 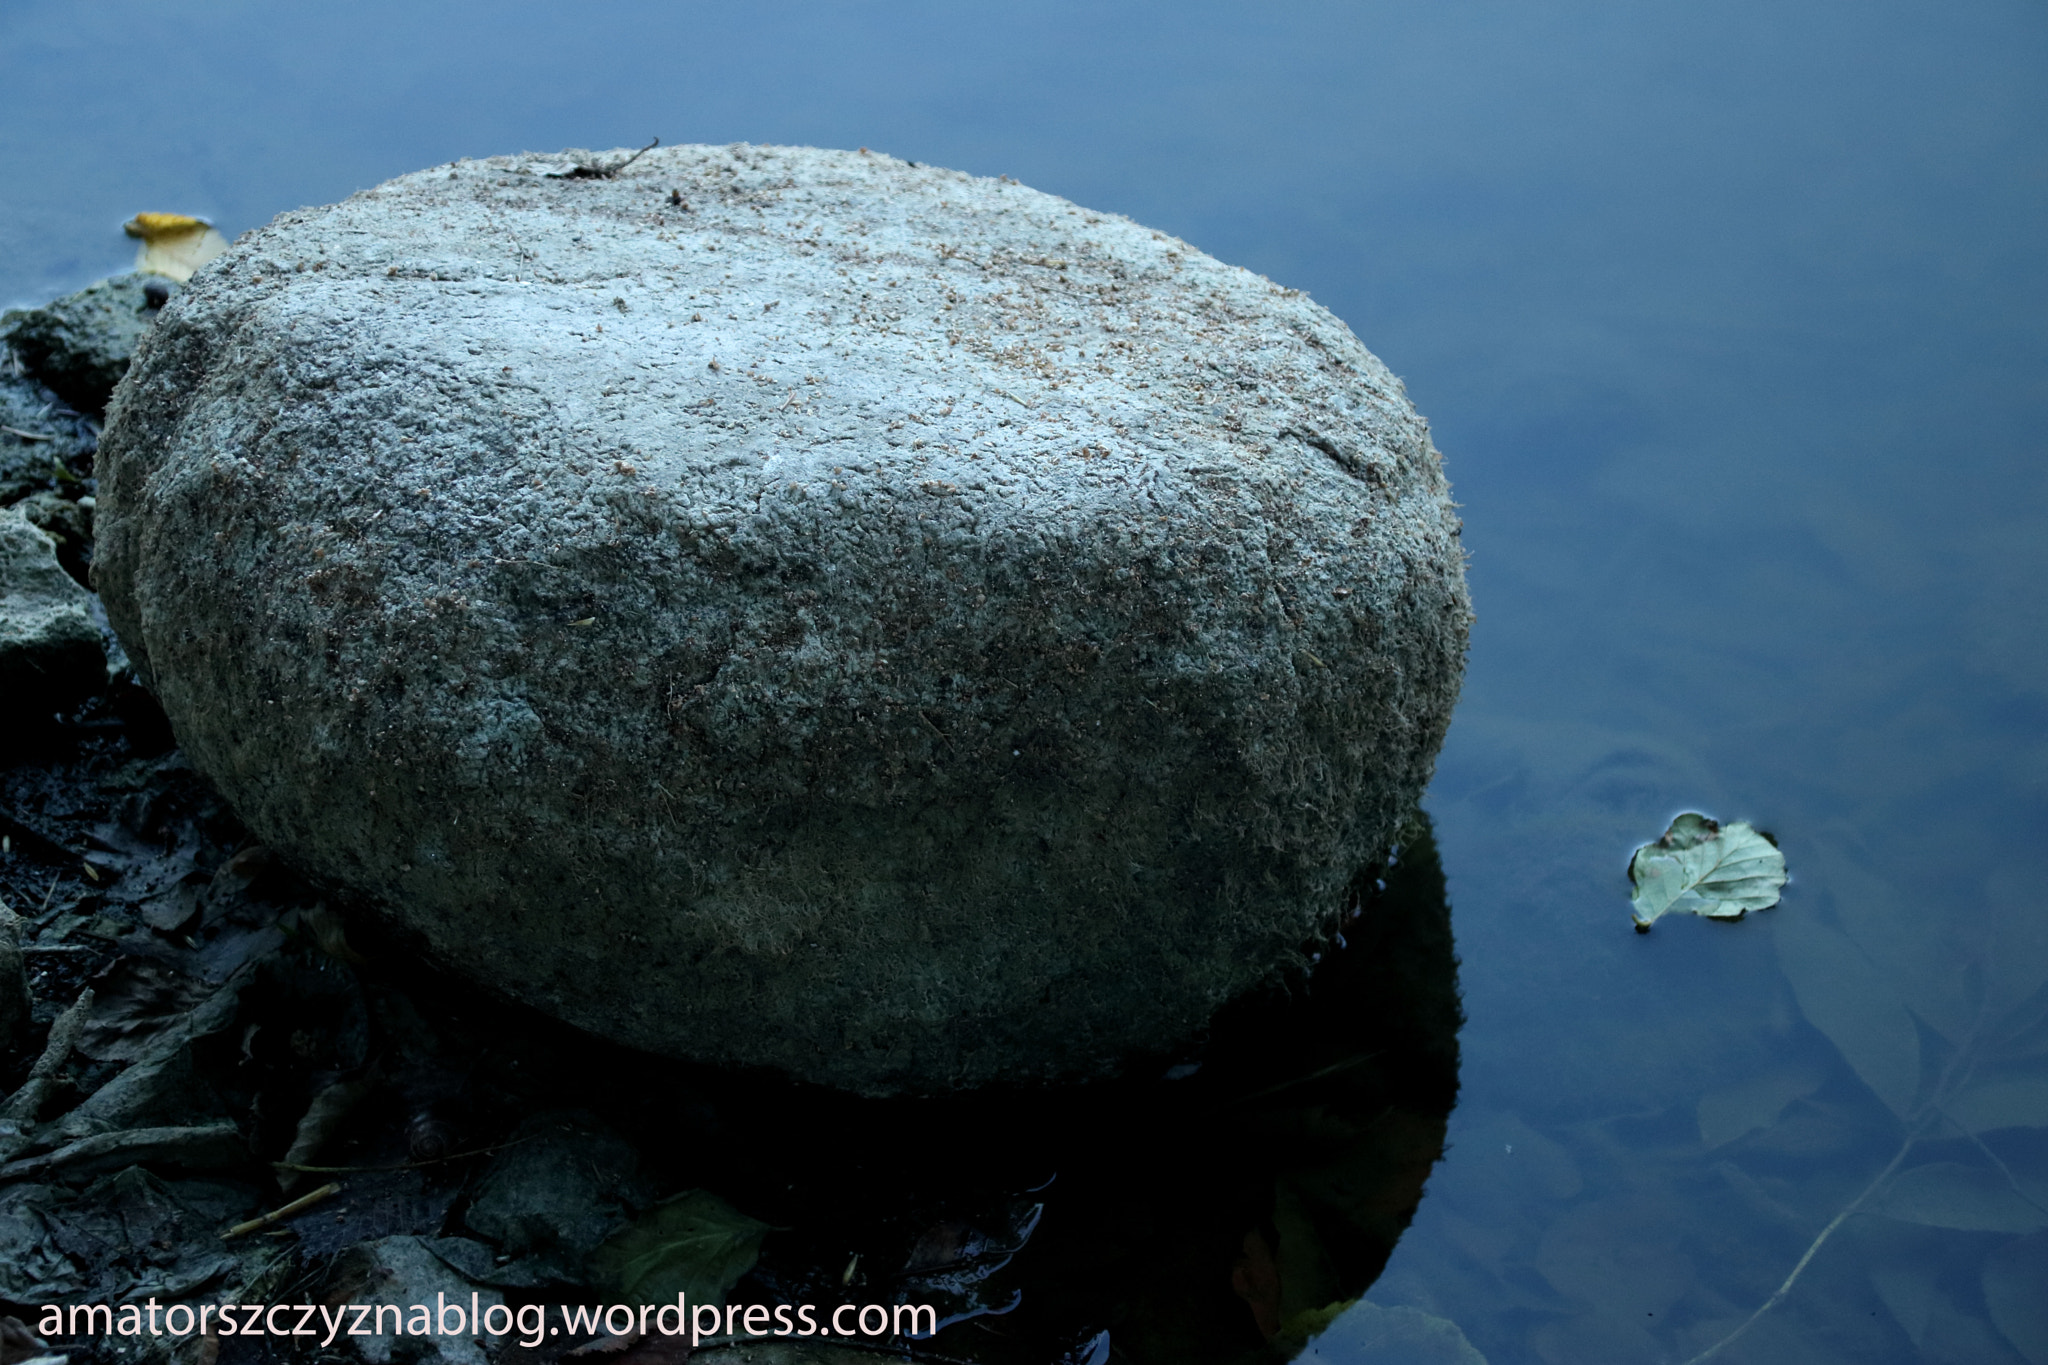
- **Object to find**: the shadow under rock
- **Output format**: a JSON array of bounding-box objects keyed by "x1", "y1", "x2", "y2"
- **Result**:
[{"x1": 1, "y1": 693, "x2": 1462, "y2": 1365}]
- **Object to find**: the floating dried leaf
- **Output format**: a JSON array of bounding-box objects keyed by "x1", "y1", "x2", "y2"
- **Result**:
[{"x1": 1628, "y1": 813, "x2": 1786, "y2": 930}]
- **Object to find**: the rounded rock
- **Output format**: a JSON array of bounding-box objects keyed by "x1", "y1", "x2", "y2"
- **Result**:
[{"x1": 94, "y1": 145, "x2": 1471, "y2": 1094}]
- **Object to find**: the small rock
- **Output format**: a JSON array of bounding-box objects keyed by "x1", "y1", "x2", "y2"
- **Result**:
[
  {"x1": 0, "y1": 1317, "x2": 55, "y2": 1365},
  {"x1": 0, "y1": 367, "x2": 93, "y2": 505},
  {"x1": 0, "y1": 505, "x2": 103, "y2": 721},
  {"x1": 11, "y1": 491, "x2": 91, "y2": 587},
  {"x1": 325, "y1": 1235, "x2": 504, "y2": 1365},
  {"x1": 0, "y1": 273, "x2": 177, "y2": 416}
]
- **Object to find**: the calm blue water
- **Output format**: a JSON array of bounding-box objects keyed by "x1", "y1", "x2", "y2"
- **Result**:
[{"x1": 6, "y1": 3, "x2": 2045, "y2": 1361}]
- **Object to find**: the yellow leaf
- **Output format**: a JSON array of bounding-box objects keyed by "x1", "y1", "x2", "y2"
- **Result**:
[{"x1": 124, "y1": 213, "x2": 228, "y2": 282}]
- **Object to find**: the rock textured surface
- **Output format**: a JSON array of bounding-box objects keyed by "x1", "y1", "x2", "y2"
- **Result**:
[
  {"x1": 2, "y1": 504, "x2": 103, "y2": 718},
  {"x1": 1, "y1": 272, "x2": 176, "y2": 416},
  {"x1": 2, "y1": 364, "x2": 97, "y2": 505},
  {"x1": 95, "y1": 145, "x2": 1471, "y2": 1093}
]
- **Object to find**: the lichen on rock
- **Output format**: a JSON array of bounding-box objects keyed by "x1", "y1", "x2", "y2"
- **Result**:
[{"x1": 94, "y1": 144, "x2": 1471, "y2": 1093}]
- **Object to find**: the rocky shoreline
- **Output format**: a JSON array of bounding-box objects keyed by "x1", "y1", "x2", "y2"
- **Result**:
[{"x1": 1, "y1": 258, "x2": 1465, "y2": 1365}]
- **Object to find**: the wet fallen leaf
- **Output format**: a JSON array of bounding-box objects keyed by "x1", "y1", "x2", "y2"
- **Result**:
[
  {"x1": 0, "y1": 1168, "x2": 250, "y2": 1304},
  {"x1": 76, "y1": 957, "x2": 209, "y2": 1062},
  {"x1": 895, "y1": 1199, "x2": 1038, "y2": 1333},
  {"x1": 589, "y1": 1189, "x2": 770, "y2": 1309},
  {"x1": 1628, "y1": 812, "x2": 1786, "y2": 929},
  {"x1": 904, "y1": 1219, "x2": 985, "y2": 1273},
  {"x1": 278, "y1": 1074, "x2": 377, "y2": 1192}
]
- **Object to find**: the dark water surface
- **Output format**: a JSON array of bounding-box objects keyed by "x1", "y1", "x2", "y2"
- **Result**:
[{"x1": 5, "y1": 3, "x2": 2046, "y2": 1361}]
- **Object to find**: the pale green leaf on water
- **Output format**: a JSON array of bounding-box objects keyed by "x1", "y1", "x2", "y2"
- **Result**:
[
  {"x1": 1983, "y1": 1232, "x2": 2048, "y2": 1365},
  {"x1": 1870, "y1": 1162, "x2": 2048, "y2": 1234},
  {"x1": 1697, "y1": 1065, "x2": 1824, "y2": 1149},
  {"x1": 1628, "y1": 812, "x2": 1786, "y2": 929},
  {"x1": 1944, "y1": 1070, "x2": 2048, "y2": 1136},
  {"x1": 1775, "y1": 914, "x2": 1921, "y2": 1119},
  {"x1": 588, "y1": 1188, "x2": 771, "y2": 1308}
]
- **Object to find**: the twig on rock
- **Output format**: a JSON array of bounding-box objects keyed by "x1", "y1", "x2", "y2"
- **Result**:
[
  {"x1": 560, "y1": 137, "x2": 661, "y2": 180},
  {"x1": 223, "y1": 1182, "x2": 341, "y2": 1239}
]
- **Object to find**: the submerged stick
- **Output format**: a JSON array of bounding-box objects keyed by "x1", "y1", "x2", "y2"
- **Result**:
[
  {"x1": 1677, "y1": 1129, "x2": 1920, "y2": 1365},
  {"x1": 1681, "y1": 1011, "x2": 1989, "y2": 1365}
]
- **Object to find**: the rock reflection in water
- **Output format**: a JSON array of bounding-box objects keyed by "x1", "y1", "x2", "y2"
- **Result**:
[
  {"x1": 703, "y1": 810, "x2": 1463, "y2": 1365},
  {"x1": 0, "y1": 696, "x2": 1461, "y2": 1365}
]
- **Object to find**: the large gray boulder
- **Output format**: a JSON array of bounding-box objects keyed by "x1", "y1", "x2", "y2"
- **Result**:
[{"x1": 94, "y1": 145, "x2": 1470, "y2": 1093}]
